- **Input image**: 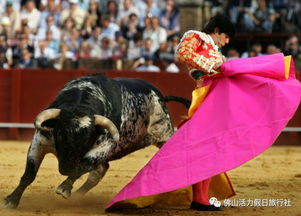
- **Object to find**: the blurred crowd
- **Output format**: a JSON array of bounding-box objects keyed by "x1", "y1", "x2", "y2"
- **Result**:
[
  {"x1": 207, "y1": 0, "x2": 301, "y2": 33},
  {"x1": 225, "y1": 34, "x2": 301, "y2": 70},
  {"x1": 0, "y1": 0, "x2": 300, "y2": 72}
]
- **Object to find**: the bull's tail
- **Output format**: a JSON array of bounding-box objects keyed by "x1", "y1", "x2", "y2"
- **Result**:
[{"x1": 164, "y1": 96, "x2": 191, "y2": 109}]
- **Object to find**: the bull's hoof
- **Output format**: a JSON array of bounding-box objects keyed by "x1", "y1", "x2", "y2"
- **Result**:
[
  {"x1": 56, "y1": 186, "x2": 71, "y2": 199},
  {"x1": 3, "y1": 196, "x2": 19, "y2": 209}
]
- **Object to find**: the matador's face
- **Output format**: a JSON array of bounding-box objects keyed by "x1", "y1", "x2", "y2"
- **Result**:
[{"x1": 214, "y1": 33, "x2": 230, "y2": 48}]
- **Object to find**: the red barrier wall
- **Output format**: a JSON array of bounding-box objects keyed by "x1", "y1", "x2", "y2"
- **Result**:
[{"x1": 0, "y1": 69, "x2": 300, "y2": 145}]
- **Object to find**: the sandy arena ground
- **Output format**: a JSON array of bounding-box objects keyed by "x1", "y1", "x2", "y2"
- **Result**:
[{"x1": 0, "y1": 140, "x2": 300, "y2": 216}]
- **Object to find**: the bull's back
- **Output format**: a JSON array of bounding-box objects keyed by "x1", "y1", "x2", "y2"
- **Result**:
[{"x1": 113, "y1": 78, "x2": 164, "y2": 99}]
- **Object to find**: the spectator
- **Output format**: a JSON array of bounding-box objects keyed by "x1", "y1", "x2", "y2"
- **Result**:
[
  {"x1": 153, "y1": 40, "x2": 178, "y2": 72},
  {"x1": 120, "y1": 13, "x2": 142, "y2": 40},
  {"x1": 18, "y1": 19, "x2": 36, "y2": 46},
  {"x1": 90, "y1": 42, "x2": 102, "y2": 58},
  {"x1": 241, "y1": 42, "x2": 263, "y2": 58},
  {"x1": 135, "y1": 55, "x2": 160, "y2": 72},
  {"x1": 137, "y1": 0, "x2": 160, "y2": 27},
  {"x1": 88, "y1": 0, "x2": 102, "y2": 27},
  {"x1": 100, "y1": 15, "x2": 120, "y2": 40},
  {"x1": 87, "y1": 26, "x2": 102, "y2": 47},
  {"x1": 53, "y1": 42, "x2": 75, "y2": 69},
  {"x1": 60, "y1": 17, "x2": 76, "y2": 42},
  {"x1": 45, "y1": 29, "x2": 60, "y2": 55},
  {"x1": 34, "y1": 40, "x2": 56, "y2": 67},
  {"x1": 265, "y1": 44, "x2": 281, "y2": 55},
  {"x1": 112, "y1": 40, "x2": 128, "y2": 60},
  {"x1": 99, "y1": 36, "x2": 114, "y2": 59},
  {"x1": 226, "y1": 47, "x2": 240, "y2": 60},
  {"x1": 247, "y1": 49, "x2": 257, "y2": 57},
  {"x1": 80, "y1": 39, "x2": 103, "y2": 60},
  {"x1": 0, "y1": 50, "x2": 10, "y2": 69},
  {"x1": 105, "y1": 0, "x2": 119, "y2": 23},
  {"x1": 60, "y1": 0, "x2": 87, "y2": 29},
  {"x1": 143, "y1": 16, "x2": 167, "y2": 51},
  {"x1": 39, "y1": 0, "x2": 60, "y2": 29},
  {"x1": 153, "y1": 41, "x2": 173, "y2": 62},
  {"x1": 60, "y1": 43, "x2": 75, "y2": 61},
  {"x1": 243, "y1": 0, "x2": 279, "y2": 32},
  {"x1": 11, "y1": 33, "x2": 34, "y2": 66},
  {"x1": 140, "y1": 16, "x2": 152, "y2": 34},
  {"x1": 15, "y1": 47, "x2": 37, "y2": 68},
  {"x1": 1, "y1": 1, "x2": 21, "y2": 34},
  {"x1": 0, "y1": 34, "x2": 13, "y2": 67},
  {"x1": 115, "y1": 30, "x2": 126, "y2": 44},
  {"x1": 81, "y1": 15, "x2": 96, "y2": 39},
  {"x1": 127, "y1": 32, "x2": 143, "y2": 60},
  {"x1": 159, "y1": 0, "x2": 180, "y2": 37},
  {"x1": 283, "y1": 35, "x2": 301, "y2": 70},
  {"x1": 36, "y1": 14, "x2": 61, "y2": 40},
  {"x1": 64, "y1": 27, "x2": 82, "y2": 57},
  {"x1": 168, "y1": 33, "x2": 180, "y2": 54},
  {"x1": 78, "y1": 40, "x2": 92, "y2": 59},
  {"x1": 0, "y1": 16, "x2": 13, "y2": 39},
  {"x1": 279, "y1": 0, "x2": 301, "y2": 33},
  {"x1": 20, "y1": 0, "x2": 41, "y2": 34},
  {"x1": 117, "y1": 0, "x2": 139, "y2": 25},
  {"x1": 141, "y1": 37, "x2": 155, "y2": 56},
  {"x1": 227, "y1": 0, "x2": 254, "y2": 27},
  {"x1": 163, "y1": 58, "x2": 179, "y2": 73}
]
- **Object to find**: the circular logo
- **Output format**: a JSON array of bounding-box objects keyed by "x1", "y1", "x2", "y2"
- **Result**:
[
  {"x1": 209, "y1": 197, "x2": 217, "y2": 205},
  {"x1": 209, "y1": 197, "x2": 221, "y2": 207}
]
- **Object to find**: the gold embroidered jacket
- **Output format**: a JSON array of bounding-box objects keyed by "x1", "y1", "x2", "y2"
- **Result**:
[{"x1": 176, "y1": 30, "x2": 223, "y2": 78}]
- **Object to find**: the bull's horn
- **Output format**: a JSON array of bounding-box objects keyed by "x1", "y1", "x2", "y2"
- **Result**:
[
  {"x1": 35, "y1": 108, "x2": 61, "y2": 130},
  {"x1": 94, "y1": 115, "x2": 119, "y2": 141}
]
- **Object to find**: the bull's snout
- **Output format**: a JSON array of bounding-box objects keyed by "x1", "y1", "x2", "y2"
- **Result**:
[
  {"x1": 58, "y1": 159, "x2": 95, "y2": 176},
  {"x1": 58, "y1": 165, "x2": 73, "y2": 176}
]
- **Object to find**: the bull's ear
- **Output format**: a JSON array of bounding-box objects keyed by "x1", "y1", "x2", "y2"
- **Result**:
[
  {"x1": 35, "y1": 109, "x2": 61, "y2": 131},
  {"x1": 95, "y1": 125, "x2": 106, "y2": 134}
]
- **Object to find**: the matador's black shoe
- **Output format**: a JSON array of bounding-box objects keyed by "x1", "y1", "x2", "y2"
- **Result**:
[{"x1": 190, "y1": 201, "x2": 224, "y2": 211}]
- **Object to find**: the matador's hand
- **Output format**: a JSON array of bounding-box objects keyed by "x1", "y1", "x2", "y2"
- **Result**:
[{"x1": 213, "y1": 62, "x2": 223, "y2": 72}]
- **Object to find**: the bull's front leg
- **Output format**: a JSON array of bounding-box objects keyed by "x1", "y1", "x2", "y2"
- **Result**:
[
  {"x1": 73, "y1": 162, "x2": 109, "y2": 196},
  {"x1": 56, "y1": 163, "x2": 109, "y2": 199},
  {"x1": 56, "y1": 175, "x2": 80, "y2": 199},
  {"x1": 3, "y1": 131, "x2": 53, "y2": 209}
]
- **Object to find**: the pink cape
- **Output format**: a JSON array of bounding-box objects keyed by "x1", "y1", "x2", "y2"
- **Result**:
[{"x1": 106, "y1": 53, "x2": 301, "y2": 208}]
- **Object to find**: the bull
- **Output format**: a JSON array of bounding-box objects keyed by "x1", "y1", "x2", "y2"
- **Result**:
[{"x1": 4, "y1": 74, "x2": 190, "y2": 208}]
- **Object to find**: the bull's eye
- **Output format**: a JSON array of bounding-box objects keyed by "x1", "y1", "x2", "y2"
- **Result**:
[
  {"x1": 55, "y1": 131, "x2": 63, "y2": 141},
  {"x1": 95, "y1": 126, "x2": 105, "y2": 135}
]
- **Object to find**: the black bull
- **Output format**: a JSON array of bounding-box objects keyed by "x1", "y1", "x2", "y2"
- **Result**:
[{"x1": 4, "y1": 74, "x2": 190, "y2": 208}]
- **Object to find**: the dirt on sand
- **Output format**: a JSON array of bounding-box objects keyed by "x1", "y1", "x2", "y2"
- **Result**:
[{"x1": 0, "y1": 141, "x2": 300, "y2": 216}]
